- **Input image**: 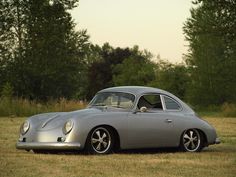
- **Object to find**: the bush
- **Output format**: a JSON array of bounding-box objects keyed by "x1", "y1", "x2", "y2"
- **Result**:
[
  {"x1": 221, "y1": 103, "x2": 236, "y2": 117},
  {"x1": 1, "y1": 82, "x2": 13, "y2": 99}
]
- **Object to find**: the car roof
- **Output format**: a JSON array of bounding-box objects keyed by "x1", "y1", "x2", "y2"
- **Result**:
[
  {"x1": 98, "y1": 86, "x2": 195, "y2": 113},
  {"x1": 98, "y1": 86, "x2": 169, "y2": 95}
]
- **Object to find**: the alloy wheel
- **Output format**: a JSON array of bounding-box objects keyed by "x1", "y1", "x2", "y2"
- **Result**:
[
  {"x1": 90, "y1": 127, "x2": 112, "y2": 154},
  {"x1": 182, "y1": 129, "x2": 201, "y2": 152}
]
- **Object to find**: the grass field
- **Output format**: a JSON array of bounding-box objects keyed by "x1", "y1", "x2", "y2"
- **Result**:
[{"x1": 0, "y1": 117, "x2": 235, "y2": 177}]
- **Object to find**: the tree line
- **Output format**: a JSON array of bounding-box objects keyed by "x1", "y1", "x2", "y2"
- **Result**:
[{"x1": 0, "y1": 0, "x2": 235, "y2": 109}]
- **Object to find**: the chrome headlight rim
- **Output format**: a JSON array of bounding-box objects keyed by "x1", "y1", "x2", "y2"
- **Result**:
[
  {"x1": 20, "y1": 120, "x2": 30, "y2": 135},
  {"x1": 63, "y1": 120, "x2": 74, "y2": 135}
]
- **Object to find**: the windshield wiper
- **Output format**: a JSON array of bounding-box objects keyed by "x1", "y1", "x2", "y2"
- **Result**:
[
  {"x1": 91, "y1": 103, "x2": 106, "y2": 107},
  {"x1": 90, "y1": 104, "x2": 128, "y2": 109}
]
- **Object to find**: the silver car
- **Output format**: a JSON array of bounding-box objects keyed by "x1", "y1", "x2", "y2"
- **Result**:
[{"x1": 16, "y1": 86, "x2": 220, "y2": 154}]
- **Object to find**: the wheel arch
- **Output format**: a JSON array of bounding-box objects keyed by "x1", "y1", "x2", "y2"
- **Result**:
[
  {"x1": 196, "y1": 128, "x2": 208, "y2": 146},
  {"x1": 179, "y1": 128, "x2": 208, "y2": 148}
]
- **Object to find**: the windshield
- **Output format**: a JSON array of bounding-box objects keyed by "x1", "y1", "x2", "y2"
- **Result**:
[{"x1": 89, "y1": 92, "x2": 135, "y2": 109}]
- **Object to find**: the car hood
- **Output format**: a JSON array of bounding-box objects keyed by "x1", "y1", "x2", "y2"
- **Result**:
[
  {"x1": 29, "y1": 108, "x2": 102, "y2": 130},
  {"x1": 29, "y1": 107, "x2": 128, "y2": 130}
]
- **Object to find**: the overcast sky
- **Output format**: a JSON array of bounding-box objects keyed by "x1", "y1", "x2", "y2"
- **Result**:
[{"x1": 71, "y1": 0, "x2": 193, "y2": 63}]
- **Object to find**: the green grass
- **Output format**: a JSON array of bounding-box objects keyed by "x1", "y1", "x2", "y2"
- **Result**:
[{"x1": 0, "y1": 117, "x2": 235, "y2": 177}]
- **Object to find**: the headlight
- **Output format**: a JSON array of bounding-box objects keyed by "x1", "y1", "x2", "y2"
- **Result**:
[
  {"x1": 20, "y1": 121, "x2": 30, "y2": 135},
  {"x1": 63, "y1": 120, "x2": 74, "y2": 135}
]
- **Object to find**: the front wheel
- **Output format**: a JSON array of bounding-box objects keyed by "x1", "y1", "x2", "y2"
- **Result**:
[
  {"x1": 85, "y1": 126, "x2": 114, "y2": 154},
  {"x1": 180, "y1": 129, "x2": 204, "y2": 152}
]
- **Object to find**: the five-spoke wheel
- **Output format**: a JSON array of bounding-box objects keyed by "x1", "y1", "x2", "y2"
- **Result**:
[
  {"x1": 86, "y1": 127, "x2": 114, "y2": 154},
  {"x1": 180, "y1": 129, "x2": 203, "y2": 152}
]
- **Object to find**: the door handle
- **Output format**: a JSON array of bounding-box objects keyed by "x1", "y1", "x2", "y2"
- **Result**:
[{"x1": 165, "y1": 119, "x2": 172, "y2": 123}]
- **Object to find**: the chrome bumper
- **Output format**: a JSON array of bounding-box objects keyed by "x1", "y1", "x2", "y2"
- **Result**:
[
  {"x1": 215, "y1": 137, "x2": 221, "y2": 144},
  {"x1": 16, "y1": 142, "x2": 81, "y2": 150}
]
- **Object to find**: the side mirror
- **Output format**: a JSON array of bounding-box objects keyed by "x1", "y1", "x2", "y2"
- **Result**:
[{"x1": 140, "y1": 106, "x2": 147, "y2": 112}]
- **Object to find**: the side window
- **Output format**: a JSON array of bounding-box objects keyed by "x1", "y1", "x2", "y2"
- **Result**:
[
  {"x1": 164, "y1": 96, "x2": 181, "y2": 110},
  {"x1": 119, "y1": 94, "x2": 134, "y2": 109},
  {"x1": 137, "y1": 94, "x2": 163, "y2": 110}
]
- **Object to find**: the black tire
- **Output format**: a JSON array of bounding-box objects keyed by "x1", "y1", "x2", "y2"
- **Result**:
[
  {"x1": 180, "y1": 129, "x2": 204, "y2": 152},
  {"x1": 85, "y1": 126, "x2": 115, "y2": 154}
]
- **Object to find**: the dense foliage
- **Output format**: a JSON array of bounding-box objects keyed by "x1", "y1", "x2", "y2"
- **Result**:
[
  {"x1": 0, "y1": 0, "x2": 235, "y2": 111},
  {"x1": 0, "y1": 0, "x2": 89, "y2": 100},
  {"x1": 183, "y1": 0, "x2": 236, "y2": 106}
]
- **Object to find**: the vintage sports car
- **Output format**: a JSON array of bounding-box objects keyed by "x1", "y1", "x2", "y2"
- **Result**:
[{"x1": 16, "y1": 86, "x2": 220, "y2": 154}]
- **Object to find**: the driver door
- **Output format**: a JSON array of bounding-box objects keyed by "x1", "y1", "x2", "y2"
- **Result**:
[{"x1": 127, "y1": 94, "x2": 174, "y2": 148}]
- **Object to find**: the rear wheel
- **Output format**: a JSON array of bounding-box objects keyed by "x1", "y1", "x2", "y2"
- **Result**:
[
  {"x1": 85, "y1": 126, "x2": 114, "y2": 154},
  {"x1": 180, "y1": 129, "x2": 204, "y2": 152}
]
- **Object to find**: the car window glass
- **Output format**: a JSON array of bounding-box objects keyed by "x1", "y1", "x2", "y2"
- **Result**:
[
  {"x1": 137, "y1": 94, "x2": 163, "y2": 110},
  {"x1": 90, "y1": 92, "x2": 135, "y2": 109},
  {"x1": 164, "y1": 96, "x2": 180, "y2": 110},
  {"x1": 119, "y1": 96, "x2": 134, "y2": 109}
]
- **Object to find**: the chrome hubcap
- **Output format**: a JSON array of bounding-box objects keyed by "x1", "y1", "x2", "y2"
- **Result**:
[
  {"x1": 91, "y1": 127, "x2": 111, "y2": 153},
  {"x1": 183, "y1": 129, "x2": 200, "y2": 152}
]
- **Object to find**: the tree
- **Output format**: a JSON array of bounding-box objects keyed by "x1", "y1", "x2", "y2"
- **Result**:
[
  {"x1": 0, "y1": 0, "x2": 90, "y2": 100},
  {"x1": 113, "y1": 47, "x2": 155, "y2": 87},
  {"x1": 85, "y1": 43, "x2": 133, "y2": 99},
  {"x1": 23, "y1": 0, "x2": 80, "y2": 99},
  {"x1": 149, "y1": 60, "x2": 190, "y2": 100},
  {"x1": 183, "y1": 0, "x2": 236, "y2": 106},
  {"x1": 0, "y1": 0, "x2": 27, "y2": 92}
]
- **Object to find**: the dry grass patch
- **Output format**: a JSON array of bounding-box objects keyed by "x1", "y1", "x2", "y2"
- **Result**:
[
  {"x1": 0, "y1": 117, "x2": 235, "y2": 177},
  {"x1": 0, "y1": 98, "x2": 86, "y2": 117}
]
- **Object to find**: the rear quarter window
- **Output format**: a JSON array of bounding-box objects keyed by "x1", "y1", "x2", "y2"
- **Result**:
[{"x1": 164, "y1": 96, "x2": 181, "y2": 110}]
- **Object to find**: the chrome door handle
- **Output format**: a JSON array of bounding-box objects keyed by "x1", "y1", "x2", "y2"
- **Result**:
[{"x1": 165, "y1": 119, "x2": 172, "y2": 123}]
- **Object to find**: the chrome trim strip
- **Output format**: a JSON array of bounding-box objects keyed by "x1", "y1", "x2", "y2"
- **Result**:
[
  {"x1": 41, "y1": 114, "x2": 60, "y2": 128},
  {"x1": 160, "y1": 95, "x2": 166, "y2": 111}
]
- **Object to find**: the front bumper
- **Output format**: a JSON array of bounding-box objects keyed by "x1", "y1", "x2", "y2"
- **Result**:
[
  {"x1": 215, "y1": 137, "x2": 221, "y2": 144},
  {"x1": 16, "y1": 142, "x2": 81, "y2": 150}
]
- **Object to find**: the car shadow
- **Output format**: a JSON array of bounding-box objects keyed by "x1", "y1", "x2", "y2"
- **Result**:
[
  {"x1": 116, "y1": 147, "x2": 179, "y2": 154},
  {"x1": 30, "y1": 147, "x2": 180, "y2": 155}
]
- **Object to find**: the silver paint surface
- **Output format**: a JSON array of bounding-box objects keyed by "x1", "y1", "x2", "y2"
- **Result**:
[{"x1": 16, "y1": 86, "x2": 220, "y2": 151}]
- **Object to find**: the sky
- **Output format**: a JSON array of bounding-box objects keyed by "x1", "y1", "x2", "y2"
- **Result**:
[{"x1": 71, "y1": 0, "x2": 193, "y2": 63}]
